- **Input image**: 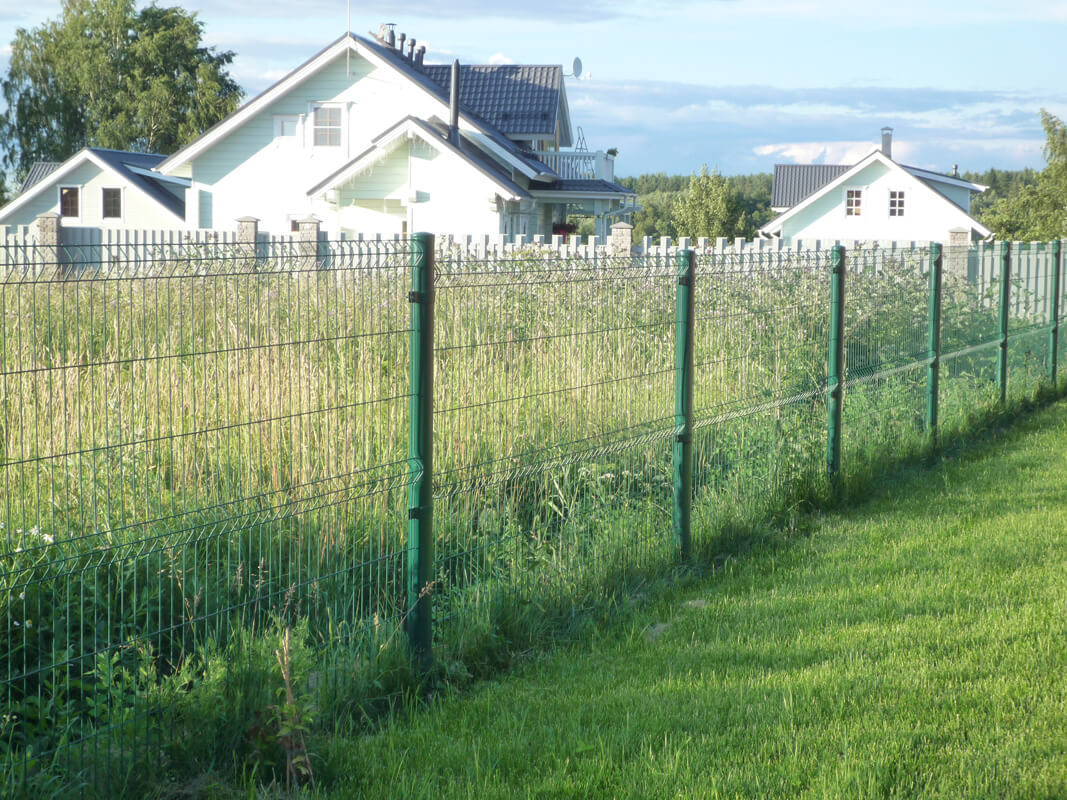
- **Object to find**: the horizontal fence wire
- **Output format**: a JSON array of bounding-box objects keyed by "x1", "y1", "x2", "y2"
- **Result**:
[{"x1": 1, "y1": 238, "x2": 415, "y2": 794}]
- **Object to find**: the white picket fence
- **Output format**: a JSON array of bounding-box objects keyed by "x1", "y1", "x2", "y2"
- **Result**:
[{"x1": 1, "y1": 224, "x2": 1060, "y2": 321}]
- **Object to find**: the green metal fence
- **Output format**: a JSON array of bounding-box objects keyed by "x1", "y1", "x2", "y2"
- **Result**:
[{"x1": 1, "y1": 236, "x2": 1064, "y2": 795}]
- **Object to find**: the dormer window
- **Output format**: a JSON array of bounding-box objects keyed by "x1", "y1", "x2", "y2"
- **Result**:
[
  {"x1": 313, "y1": 105, "x2": 342, "y2": 146},
  {"x1": 846, "y1": 189, "x2": 862, "y2": 216}
]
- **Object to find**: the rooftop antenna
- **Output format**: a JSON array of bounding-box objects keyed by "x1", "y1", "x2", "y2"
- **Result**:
[{"x1": 564, "y1": 56, "x2": 583, "y2": 79}]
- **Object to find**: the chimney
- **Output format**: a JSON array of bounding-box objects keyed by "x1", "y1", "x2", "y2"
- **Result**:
[
  {"x1": 449, "y1": 59, "x2": 461, "y2": 148},
  {"x1": 385, "y1": 27, "x2": 396, "y2": 48},
  {"x1": 952, "y1": 164, "x2": 959, "y2": 178},
  {"x1": 881, "y1": 126, "x2": 893, "y2": 159},
  {"x1": 397, "y1": 32, "x2": 406, "y2": 53}
]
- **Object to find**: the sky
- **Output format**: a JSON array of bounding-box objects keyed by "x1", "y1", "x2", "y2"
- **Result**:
[{"x1": 1, "y1": 0, "x2": 1066, "y2": 177}]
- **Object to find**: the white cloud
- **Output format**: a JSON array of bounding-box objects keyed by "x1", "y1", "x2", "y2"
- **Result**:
[{"x1": 488, "y1": 52, "x2": 515, "y2": 65}]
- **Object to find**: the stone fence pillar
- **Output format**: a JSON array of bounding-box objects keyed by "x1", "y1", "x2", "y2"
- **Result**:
[
  {"x1": 946, "y1": 227, "x2": 971, "y2": 279},
  {"x1": 236, "y1": 216, "x2": 260, "y2": 270},
  {"x1": 610, "y1": 221, "x2": 633, "y2": 255},
  {"x1": 296, "y1": 216, "x2": 321, "y2": 270},
  {"x1": 35, "y1": 212, "x2": 61, "y2": 277}
]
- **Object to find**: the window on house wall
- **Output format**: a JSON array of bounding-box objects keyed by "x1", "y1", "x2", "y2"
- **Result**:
[
  {"x1": 846, "y1": 189, "x2": 862, "y2": 216},
  {"x1": 275, "y1": 115, "x2": 299, "y2": 138},
  {"x1": 102, "y1": 188, "x2": 122, "y2": 219},
  {"x1": 60, "y1": 187, "x2": 80, "y2": 218},
  {"x1": 313, "y1": 105, "x2": 342, "y2": 146},
  {"x1": 889, "y1": 191, "x2": 904, "y2": 217}
]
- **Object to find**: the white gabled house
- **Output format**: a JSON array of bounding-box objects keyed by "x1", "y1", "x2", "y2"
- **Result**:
[
  {"x1": 760, "y1": 128, "x2": 991, "y2": 244},
  {"x1": 0, "y1": 149, "x2": 189, "y2": 231},
  {"x1": 0, "y1": 27, "x2": 635, "y2": 240}
]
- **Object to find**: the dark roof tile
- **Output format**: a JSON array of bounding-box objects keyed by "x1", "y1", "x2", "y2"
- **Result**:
[
  {"x1": 772, "y1": 164, "x2": 850, "y2": 208},
  {"x1": 422, "y1": 64, "x2": 561, "y2": 136}
]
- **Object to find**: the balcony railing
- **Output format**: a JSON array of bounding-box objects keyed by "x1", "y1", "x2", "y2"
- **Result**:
[{"x1": 539, "y1": 151, "x2": 615, "y2": 182}]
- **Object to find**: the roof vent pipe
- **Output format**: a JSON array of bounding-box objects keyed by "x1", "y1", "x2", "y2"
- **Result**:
[
  {"x1": 397, "y1": 32, "x2": 405, "y2": 53},
  {"x1": 415, "y1": 46, "x2": 426, "y2": 66},
  {"x1": 881, "y1": 126, "x2": 893, "y2": 159},
  {"x1": 449, "y1": 59, "x2": 461, "y2": 148},
  {"x1": 408, "y1": 38, "x2": 416, "y2": 61}
]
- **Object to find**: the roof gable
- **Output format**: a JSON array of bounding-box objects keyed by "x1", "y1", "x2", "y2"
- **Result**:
[
  {"x1": 306, "y1": 116, "x2": 528, "y2": 200},
  {"x1": 156, "y1": 32, "x2": 557, "y2": 182}
]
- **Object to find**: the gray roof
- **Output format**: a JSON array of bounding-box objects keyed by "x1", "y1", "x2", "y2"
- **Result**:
[
  {"x1": 422, "y1": 64, "x2": 561, "y2": 136},
  {"x1": 772, "y1": 164, "x2": 850, "y2": 209},
  {"x1": 21, "y1": 162, "x2": 61, "y2": 193}
]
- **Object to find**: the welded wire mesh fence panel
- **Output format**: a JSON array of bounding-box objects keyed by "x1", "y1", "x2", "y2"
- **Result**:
[
  {"x1": 841, "y1": 247, "x2": 930, "y2": 480},
  {"x1": 691, "y1": 248, "x2": 831, "y2": 529},
  {"x1": 1060, "y1": 243, "x2": 1067, "y2": 392},
  {"x1": 0, "y1": 238, "x2": 413, "y2": 795},
  {"x1": 431, "y1": 249, "x2": 677, "y2": 629},
  {"x1": 939, "y1": 244, "x2": 1002, "y2": 433},
  {"x1": 1007, "y1": 243, "x2": 1054, "y2": 403}
]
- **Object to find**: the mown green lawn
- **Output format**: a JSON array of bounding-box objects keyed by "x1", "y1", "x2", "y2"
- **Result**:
[{"x1": 320, "y1": 401, "x2": 1067, "y2": 799}]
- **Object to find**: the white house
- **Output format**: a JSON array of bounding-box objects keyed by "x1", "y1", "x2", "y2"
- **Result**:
[
  {"x1": 0, "y1": 27, "x2": 635, "y2": 240},
  {"x1": 759, "y1": 128, "x2": 991, "y2": 244}
]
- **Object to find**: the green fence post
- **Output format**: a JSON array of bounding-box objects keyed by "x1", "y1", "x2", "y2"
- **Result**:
[
  {"x1": 407, "y1": 232, "x2": 435, "y2": 669},
  {"x1": 997, "y1": 241, "x2": 1012, "y2": 404},
  {"x1": 1049, "y1": 240, "x2": 1061, "y2": 386},
  {"x1": 673, "y1": 248, "x2": 695, "y2": 561},
  {"x1": 827, "y1": 245, "x2": 846, "y2": 486},
  {"x1": 926, "y1": 243, "x2": 943, "y2": 443}
]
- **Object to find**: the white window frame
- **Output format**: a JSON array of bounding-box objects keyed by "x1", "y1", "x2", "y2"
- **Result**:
[
  {"x1": 59, "y1": 185, "x2": 81, "y2": 220},
  {"x1": 311, "y1": 103, "x2": 343, "y2": 148},
  {"x1": 273, "y1": 115, "x2": 300, "y2": 140},
  {"x1": 845, "y1": 188, "x2": 863, "y2": 217},
  {"x1": 101, "y1": 187, "x2": 124, "y2": 222},
  {"x1": 889, "y1": 190, "x2": 905, "y2": 217}
]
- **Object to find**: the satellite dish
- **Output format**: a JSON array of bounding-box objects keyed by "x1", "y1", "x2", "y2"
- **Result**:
[{"x1": 569, "y1": 57, "x2": 583, "y2": 79}]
